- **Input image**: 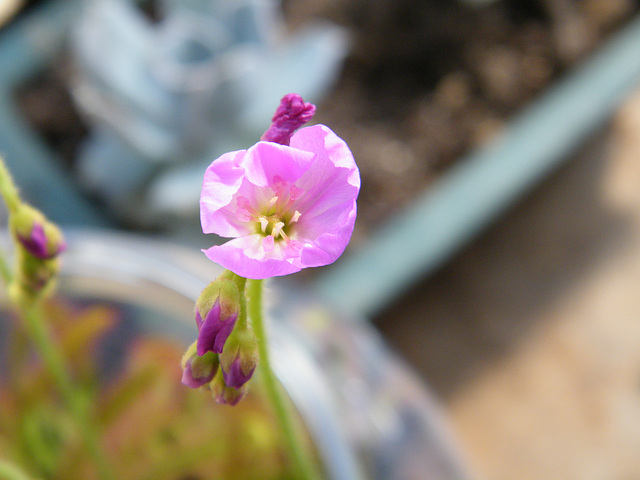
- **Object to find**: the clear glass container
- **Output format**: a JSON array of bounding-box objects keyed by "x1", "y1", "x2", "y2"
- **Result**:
[{"x1": 12, "y1": 230, "x2": 474, "y2": 480}]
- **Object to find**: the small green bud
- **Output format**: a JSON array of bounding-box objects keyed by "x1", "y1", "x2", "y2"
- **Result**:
[
  {"x1": 10, "y1": 204, "x2": 66, "y2": 260},
  {"x1": 211, "y1": 369, "x2": 246, "y2": 406},
  {"x1": 7, "y1": 204, "x2": 65, "y2": 301},
  {"x1": 181, "y1": 341, "x2": 220, "y2": 389},
  {"x1": 219, "y1": 323, "x2": 259, "y2": 389},
  {"x1": 10, "y1": 248, "x2": 61, "y2": 303}
]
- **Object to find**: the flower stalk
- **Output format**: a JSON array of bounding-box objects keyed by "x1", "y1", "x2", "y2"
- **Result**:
[
  {"x1": 247, "y1": 278, "x2": 322, "y2": 480},
  {"x1": 185, "y1": 93, "x2": 359, "y2": 477},
  {"x1": 0, "y1": 155, "x2": 21, "y2": 213}
]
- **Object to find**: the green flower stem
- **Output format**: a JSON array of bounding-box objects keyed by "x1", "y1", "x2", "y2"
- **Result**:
[
  {"x1": 0, "y1": 155, "x2": 114, "y2": 479},
  {"x1": 0, "y1": 247, "x2": 12, "y2": 285},
  {"x1": 0, "y1": 155, "x2": 17, "y2": 284},
  {"x1": 247, "y1": 279, "x2": 322, "y2": 480},
  {"x1": 0, "y1": 155, "x2": 21, "y2": 213},
  {"x1": 20, "y1": 301, "x2": 116, "y2": 480},
  {"x1": 0, "y1": 458, "x2": 37, "y2": 480}
]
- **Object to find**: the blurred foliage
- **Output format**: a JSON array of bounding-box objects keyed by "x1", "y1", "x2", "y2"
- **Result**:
[{"x1": 0, "y1": 299, "x2": 308, "y2": 480}]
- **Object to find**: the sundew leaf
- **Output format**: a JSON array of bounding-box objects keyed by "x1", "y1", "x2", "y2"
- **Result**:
[
  {"x1": 1, "y1": 298, "x2": 310, "y2": 479},
  {"x1": 61, "y1": 307, "x2": 118, "y2": 374},
  {"x1": 98, "y1": 338, "x2": 300, "y2": 479},
  {"x1": 44, "y1": 300, "x2": 120, "y2": 382},
  {"x1": 18, "y1": 404, "x2": 74, "y2": 479},
  {"x1": 97, "y1": 366, "x2": 159, "y2": 428}
]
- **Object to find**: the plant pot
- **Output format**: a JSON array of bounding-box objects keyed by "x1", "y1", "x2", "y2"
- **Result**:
[{"x1": 1, "y1": 230, "x2": 472, "y2": 479}]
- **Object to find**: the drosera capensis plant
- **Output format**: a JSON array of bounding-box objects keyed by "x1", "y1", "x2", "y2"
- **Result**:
[
  {"x1": 0, "y1": 93, "x2": 360, "y2": 480},
  {"x1": 182, "y1": 93, "x2": 360, "y2": 480},
  {"x1": 0, "y1": 152, "x2": 115, "y2": 480}
]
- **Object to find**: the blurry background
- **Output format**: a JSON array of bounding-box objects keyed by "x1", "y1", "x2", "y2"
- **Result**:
[{"x1": 2, "y1": 0, "x2": 640, "y2": 479}]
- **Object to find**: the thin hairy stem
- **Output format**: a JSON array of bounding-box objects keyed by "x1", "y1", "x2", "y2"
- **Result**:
[{"x1": 247, "y1": 278, "x2": 322, "y2": 480}]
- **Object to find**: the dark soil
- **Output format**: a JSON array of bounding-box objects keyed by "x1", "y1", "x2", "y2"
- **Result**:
[{"x1": 285, "y1": 0, "x2": 638, "y2": 242}]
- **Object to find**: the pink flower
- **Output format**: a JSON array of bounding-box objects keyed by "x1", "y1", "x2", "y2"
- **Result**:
[{"x1": 200, "y1": 124, "x2": 360, "y2": 279}]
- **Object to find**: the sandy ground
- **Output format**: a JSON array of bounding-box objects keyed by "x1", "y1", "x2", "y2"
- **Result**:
[{"x1": 376, "y1": 88, "x2": 640, "y2": 480}]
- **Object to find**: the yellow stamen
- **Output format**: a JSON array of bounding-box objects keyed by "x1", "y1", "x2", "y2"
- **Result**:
[
  {"x1": 259, "y1": 217, "x2": 269, "y2": 233},
  {"x1": 271, "y1": 221, "x2": 285, "y2": 238}
]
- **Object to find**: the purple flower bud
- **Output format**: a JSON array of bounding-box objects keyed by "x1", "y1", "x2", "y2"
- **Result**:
[
  {"x1": 211, "y1": 370, "x2": 246, "y2": 406},
  {"x1": 196, "y1": 299, "x2": 238, "y2": 355},
  {"x1": 182, "y1": 359, "x2": 215, "y2": 388},
  {"x1": 17, "y1": 222, "x2": 50, "y2": 259},
  {"x1": 219, "y1": 325, "x2": 259, "y2": 389},
  {"x1": 11, "y1": 205, "x2": 66, "y2": 260},
  {"x1": 194, "y1": 276, "x2": 242, "y2": 355},
  {"x1": 260, "y1": 93, "x2": 316, "y2": 145},
  {"x1": 181, "y1": 345, "x2": 219, "y2": 389},
  {"x1": 222, "y1": 354, "x2": 256, "y2": 389}
]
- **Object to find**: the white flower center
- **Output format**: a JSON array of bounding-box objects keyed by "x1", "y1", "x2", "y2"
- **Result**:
[
  {"x1": 256, "y1": 195, "x2": 301, "y2": 242},
  {"x1": 237, "y1": 187, "x2": 303, "y2": 251}
]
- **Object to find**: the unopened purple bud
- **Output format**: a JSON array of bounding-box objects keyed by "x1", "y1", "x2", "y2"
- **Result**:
[
  {"x1": 181, "y1": 362, "x2": 203, "y2": 388},
  {"x1": 211, "y1": 370, "x2": 246, "y2": 406},
  {"x1": 260, "y1": 93, "x2": 316, "y2": 145},
  {"x1": 222, "y1": 354, "x2": 256, "y2": 389},
  {"x1": 214, "y1": 385, "x2": 245, "y2": 406},
  {"x1": 219, "y1": 325, "x2": 259, "y2": 389},
  {"x1": 196, "y1": 300, "x2": 238, "y2": 356},
  {"x1": 194, "y1": 276, "x2": 242, "y2": 355},
  {"x1": 17, "y1": 223, "x2": 49, "y2": 259},
  {"x1": 181, "y1": 344, "x2": 219, "y2": 389},
  {"x1": 182, "y1": 358, "x2": 213, "y2": 388},
  {"x1": 12, "y1": 205, "x2": 66, "y2": 260}
]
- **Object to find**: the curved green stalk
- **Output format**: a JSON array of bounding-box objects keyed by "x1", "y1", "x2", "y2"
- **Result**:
[
  {"x1": 0, "y1": 155, "x2": 20, "y2": 213},
  {"x1": 0, "y1": 247, "x2": 12, "y2": 285},
  {"x1": 0, "y1": 155, "x2": 115, "y2": 480},
  {"x1": 0, "y1": 154, "x2": 18, "y2": 285},
  {"x1": 247, "y1": 279, "x2": 322, "y2": 480}
]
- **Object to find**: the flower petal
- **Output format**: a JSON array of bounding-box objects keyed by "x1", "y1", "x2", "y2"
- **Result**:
[
  {"x1": 289, "y1": 125, "x2": 359, "y2": 223},
  {"x1": 182, "y1": 360, "x2": 209, "y2": 388},
  {"x1": 182, "y1": 356, "x2": 217, "y2": 389},
  {"x1": 203, "y1": 234, "x2": 301, "y2": 279},
  {"x1": 298, "y1": 203, "x2": 358, "y2": 268},
  {"x1": 242, "y1": 141, "x2": 314, "y2": 187},
  {"x1": 200, "y1": 149, "x2": 249, "y2": 237},
  {"x1": 285, "y1": 125, "x2": 360, "y2": 264},
  {"x1": 291, "y1": 125, "x2": 360, "y2": 187}
]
